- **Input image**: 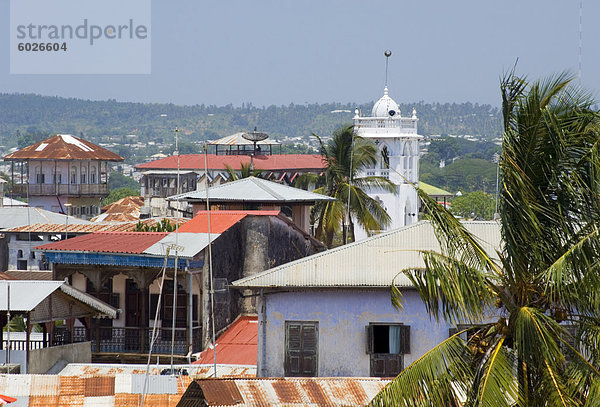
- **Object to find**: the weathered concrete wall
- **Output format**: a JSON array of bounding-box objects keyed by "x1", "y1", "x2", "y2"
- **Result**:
[
  {"x1": 202, "y1": 215, "x2": 322, "y2": 348},
  {"x1": 202, "y1": 222, "x2": 245, "y2": 346},
  {"x1": 0, "y1": 350, "x2": 26, "y2": 372},
  {"x1": 28, "y1": 341, "x2": 91, "y2": 374},
  {"x1": 258, "y1": 289, "x2": 478, "y2": 377}
]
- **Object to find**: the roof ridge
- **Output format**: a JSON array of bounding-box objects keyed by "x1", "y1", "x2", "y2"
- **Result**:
[
  {"x1": 232, "y1": 221, "x2": 431, "y2": 286},
  {"x1": 249, "y1": 177, "x2": 286, "y2": 201}
]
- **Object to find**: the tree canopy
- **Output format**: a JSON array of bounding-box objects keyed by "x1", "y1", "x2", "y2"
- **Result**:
[
  {"x1": 371, "y1": 72, "x2": 600, "y2": 406},
  {"x1": 297, "y1": 125, "x2": 396, "y2": 248}
]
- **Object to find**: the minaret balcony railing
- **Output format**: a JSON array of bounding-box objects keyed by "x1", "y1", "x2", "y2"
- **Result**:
[
  {"x1": 354, "y1": 118, "x2": 418, "y2": 134},
  {"x1": 365, "y1": 169, "x2": 390, "y2": 179}
]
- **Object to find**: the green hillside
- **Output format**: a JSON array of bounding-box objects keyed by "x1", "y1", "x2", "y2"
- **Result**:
[{"x1": 0, "y1": 94, "x2": 502, "y2": 153}]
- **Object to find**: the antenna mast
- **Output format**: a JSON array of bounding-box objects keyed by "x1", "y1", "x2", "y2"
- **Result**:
[
  {"x1": 578, "y1": 0, "x2": 583, "y2": 84},
  {"x1": 384, "y1": 49, "x2": 392, "y2": 87}
]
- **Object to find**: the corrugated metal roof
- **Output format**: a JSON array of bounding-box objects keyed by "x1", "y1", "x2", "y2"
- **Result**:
[
  {"x1": 59, "y1": 284, "x2": 118, "y2": 319},
  {"x1": 36, "y1": 232, "x2": 169, "y2": 254},
  {"x1": 0, "y1": 280, "x2": 63, "y2": 311},
  {"x1": 0, "y1": 207, "x2": 90, "y2": 230},
  {"x1": 183, "y1": 378, "x2": 391, "y2": 406},
  {"x1": 2, "y1": 196, "x2": 27, "y2": 207},
  {"x1": 2, "y1": 271, "x2": 53, "y2": 281},
  {"x1": 4, "y1": 134, "x2": 124, "y2": 161},
  {"x1": 419, "y1": 181, "x2": 452, "y2": 197},
  {"x1": 233, "y1": 221, "x2": 502, "y2": 289},
  {"x1": 208, "y1": 132, "x2": 281, "y2": 146},
  {"x1": 130, "y1": 375, "x2": 177, "y2": 395},
  {"x1": 8, "y1": 218, "x2": 188, "y2": 233},
  {"x1": 0, "y1": 374, "x2": 191, "y2": 406},
  {"x1": 177, "y1": 211, "x2": 277, "y2": 234},
  {"x1": 0, "y1": 280, "x2": 116, "y2": 319},
  {"x1": 194, "y1": 316, "x2": 258, "y2": 366},
  {"x1": 141, "y1": 170, "x2": 199, "y2": 175},
  {"x1": 58, "y1": 364, "x2": 256, "y2": 378},
  {"x1": 91, "y1": 196, "x2": 144, "y2": 222},
  {"x1": 143, "y1": 232, "x2": 219, "y2": 259},
  {"x1": 169, "y1": 177, "x2": 335, "y2": 203},
  {"x1": 136, "y1": 154, "x2": 326, "y2": 171}
]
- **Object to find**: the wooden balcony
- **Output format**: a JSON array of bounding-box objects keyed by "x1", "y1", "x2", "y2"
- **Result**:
[
  {"x1": 53, "y1": 326, "x2": 202, "y2": 355},
  {"x1": 12, "y1": 183, "x2": 109, "y2": 197}
]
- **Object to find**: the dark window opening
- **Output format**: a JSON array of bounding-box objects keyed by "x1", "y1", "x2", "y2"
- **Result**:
[
  {"x1": 87, "y1": 279, "x2": 115, "y2": 329},
  {"x1": 162, "y1": 280, "x2": 188, "y2": 329},
  {"x1": 366, "y1": 323, "x2": 410, "y2": 377},
  {"x1": 17, "y1": 260, "x2": 27, "y2": 270}
]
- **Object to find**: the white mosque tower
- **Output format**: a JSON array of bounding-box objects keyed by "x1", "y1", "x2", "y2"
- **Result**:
[{"x1": 353, "y1": 50, "x2": 422, "y2": 240}]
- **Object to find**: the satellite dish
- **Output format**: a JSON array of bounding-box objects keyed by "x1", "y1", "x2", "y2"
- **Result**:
[{"x1": 242, "y1": 131, "x2": 269, "y2": 143}]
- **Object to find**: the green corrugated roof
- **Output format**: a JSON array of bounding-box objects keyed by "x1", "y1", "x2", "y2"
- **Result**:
[{"x1": 419, "y1": 181, "x2": 452, "y2": 197}]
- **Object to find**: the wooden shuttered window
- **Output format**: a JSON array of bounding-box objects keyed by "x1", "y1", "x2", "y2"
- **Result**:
[
  {"x1": 285, "y1": 321, "x2": 318, "y2": 377},
  {"x1": 371, "y1": 353, "x2": 403, "y2": 377},
  {"x1": 366, "y1": 324, "x2": 410, "y2": 377}
]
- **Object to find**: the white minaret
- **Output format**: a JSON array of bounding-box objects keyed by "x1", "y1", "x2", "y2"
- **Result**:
[{"x1": 353, "y1": 55, "x2": 422, "y2": 240}]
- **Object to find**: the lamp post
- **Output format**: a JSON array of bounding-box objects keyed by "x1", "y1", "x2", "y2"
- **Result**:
[{"x1": 64, "y1": 203, "x2": 72, "y2": 240}]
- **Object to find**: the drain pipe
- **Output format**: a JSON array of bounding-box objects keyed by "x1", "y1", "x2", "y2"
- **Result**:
[{"x1": 260, "y1": 288, "x2": 267, "y2": 377}]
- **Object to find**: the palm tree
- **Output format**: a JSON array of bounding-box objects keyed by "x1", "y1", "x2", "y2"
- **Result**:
[
  {"x1": 371, "y1": 72, "x2": 600, "y2": 406},
  {"x1": 297, "y1": 125, "x2": 396, "y2": 248},
  {"x1": 224, "y1": 162, "x2": 263, "y2": 180}
]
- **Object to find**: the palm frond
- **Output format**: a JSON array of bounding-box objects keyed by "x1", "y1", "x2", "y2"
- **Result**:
[
  {"x1": 472, "y1": 336, "x2": 518, "y2": 407},
  {"x1": 369, "y1": 331, "x2": 472, "y2": 407},
  {"x1": 400, "y1": 250, "x2": 494, "y2": 323}
]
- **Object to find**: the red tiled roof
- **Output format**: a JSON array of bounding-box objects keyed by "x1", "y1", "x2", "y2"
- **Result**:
[
  {"x1": 35, "y1": 232, "x2": 168, "y2": 254},
  {"x1": 194, "y1": 316, "x2": 258, "y2": 366},
  {"x1": 177, "y1": 210, "x2": 279, "y2": 234},
  {"x1": 4, "y1": 134, "x2": 124, "y2": 161},
  {"x1": 136, "y1": 154, "x2": 326, "y2": 171}
]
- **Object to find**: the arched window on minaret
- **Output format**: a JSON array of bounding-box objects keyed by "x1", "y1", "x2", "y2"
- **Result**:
[
  {"x1": 403, "y1": 142, "x2": 411, "y2": 179},
  {"x1": 381, "y1": 145, "x2": 390, "y2": 170}
]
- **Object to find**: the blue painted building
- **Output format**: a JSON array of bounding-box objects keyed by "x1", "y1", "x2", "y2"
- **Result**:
[{"x1": 233, "y1": 221, "x2": 501, "y2": 378}]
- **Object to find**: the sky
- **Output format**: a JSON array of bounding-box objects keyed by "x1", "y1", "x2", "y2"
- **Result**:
[{"x1": 1, "y1": 0, "x2": 598, "y2": 107}]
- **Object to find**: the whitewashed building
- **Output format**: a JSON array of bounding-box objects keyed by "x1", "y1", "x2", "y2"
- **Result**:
[
  {"x1": 4, "y1": 134, "x2": 124, "y2": 219},
  {"x1": 353, "y1": 86, "x2": 422, "y2": 240}
]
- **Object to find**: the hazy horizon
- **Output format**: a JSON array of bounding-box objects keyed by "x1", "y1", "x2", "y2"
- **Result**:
[{"x1": 2, "y1": 0, "x2": 598, "y2": 108}]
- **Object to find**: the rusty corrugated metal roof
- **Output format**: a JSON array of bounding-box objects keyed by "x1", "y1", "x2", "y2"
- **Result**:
[
  {"x1": 182, "y1": 378, "x2": 391, "y2": 406},
  {"x1": 0, "y1": 374, "x2": 191, "y2": 406},
  {"x1": 58, "y1": 364, "x2": 256, "y2": 378},
  {"x1": 136, "y1": 154, "x2": 325, "y2": 171},
  {"x1": 8, "y1": 218, "x2": 188, "y2": 233},
  {"x1": 4, "y1": 134, "x2": 124, "y2": 161},
  {"x1": 2, "y1": 271, "x2": 53, "y2": 280},
  {"x1": 84, "y1": 377, "x2": 115, "y2": 397},
  {"x1": 92, "y1": 196, "x2": 144, "y2": 223},
  {"x1": 35, "y1": 232, "x2": 169, "y2": 254},
  {"x1": 194, "y1": 316, "x2": 257, "y2": 366}
]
